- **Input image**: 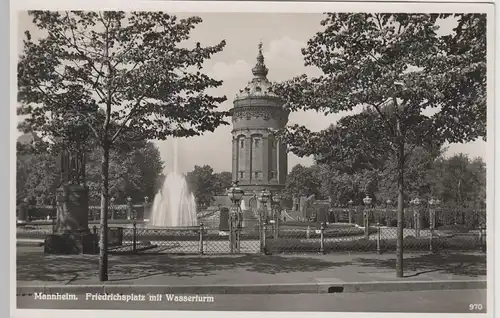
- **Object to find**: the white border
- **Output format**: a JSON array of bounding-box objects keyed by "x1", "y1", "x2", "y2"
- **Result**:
[
  {"x1": 9, "y1": 1, "x2": 496, "y2": 318},
  {"x1": 8, "y1": 0, "x2": 497, "y2": 13}
]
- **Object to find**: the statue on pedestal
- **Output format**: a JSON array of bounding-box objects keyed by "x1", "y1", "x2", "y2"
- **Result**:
[
  {"x1": 54, "y1": 145, "x2": 89, "y2": 234},
  {"x1": 44, "y1": 115, "x2": 97, "y2": 254}
]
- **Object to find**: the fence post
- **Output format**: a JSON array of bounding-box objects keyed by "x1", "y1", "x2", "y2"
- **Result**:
[
  {"x1": 229, "y1": 215, "x2": 234, "y2": 254},
  {"x1": 320, "y1": 222, "x2": 325, "y2": 254},
  {"x1": 51, "y1": 218, "x2": 56, "y2": 234},
  {"x1": 199, "y1": 223, "x2": 204, "y2": 255},
  {"x1": 479, "y1": 227, "x2": 486, "y2": 252},
  {"x1": 132, "y1": 221, "x2": 137, "y2": 253},
  {"x1": 259, "y1": 217, "x2": 263, "y2": 251},
  {"x1": 92, "y1": 225, "x2": 98, "y2": 253},
  {"x1": 236, "y1": 213, "x2": 241, "y2": 254},
  {"x1": 262, "y1": 222, "x2": 267, "y2": 254},
  {"x1": 429, "y1": 227, "x2": 434, "y2": 253},
  {"x1": 376, "y1": 222, "x2": 381, "y2": 254},
  {"x1": 236, "y1": 227, "x2": 241, "y2": 254},
  {"x1": 364, "y1": 211, "x2": 369, "y2": 239},
  {"x1": 416, "y1": 211, "x2": 421, "y2": 237},
  {"x1": 306, "y1": 225, "x2": 311, "y2": 239}
]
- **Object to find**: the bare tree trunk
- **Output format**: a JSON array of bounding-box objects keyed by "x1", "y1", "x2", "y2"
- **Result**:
[
  {"x1": 98, "y1": 138, "x2": 110, "y2": 281},
  {"x1": 396, "y1": 142, "x2": 405, "y2": 278}
]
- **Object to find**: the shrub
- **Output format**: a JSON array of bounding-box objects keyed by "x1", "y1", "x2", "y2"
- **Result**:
[{"x1": 436, "y1": 224, "x2": 474, "y2": 233}]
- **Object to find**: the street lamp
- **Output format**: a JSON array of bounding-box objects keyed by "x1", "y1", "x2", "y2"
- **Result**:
[
  {"x1": 363, "y1": 196, "x2": 373, "y2": 205},
  {"x1": 258, "y1": 189, "x2": 271, "y2": 253},
  {"x1": 385, "y1": 199, "x2": 392, "y2": 227},
  {"x1": 259, "y1": 189, "x2": 271, "y2": 222},
  {"x1": 428, "y1": 198, "x2": 439, "y2": 253},
  {"x1": 126, "y1": 196, "x2": 133, "y2": 220},
  {"x1": 110, "y1": 197, "x2": 116, "y2": 220},
  {"x1": 271, "y1": 193, "x2": 282, "y2": 238},
  {"x1": 227, "y1": 181, "x2": 244, "y2": 204},
  {"x1": 227, "y1": 181, "x2": 244, "y2": 253},
  {"x1": 259, "y1": 189, "x2": 271, "y2": 202},
  {"x1": 271, "y1": 193, "x2": 282, "y2": 218},
  {"x1": 348, "y1": 199, "x2": 354, "y2": 224},
  {"x1": 363, "y1": 195, "x2": 372, "y2": 238},
  {"x1": 413, "y1": 197, "x2": 421, "y2": 237},
  {"x1": 428, "y1": 199, "x2": 436, "y2": 228},
  {"x1": 272, "y1": 192, "x2": 282, "y2": 204}
]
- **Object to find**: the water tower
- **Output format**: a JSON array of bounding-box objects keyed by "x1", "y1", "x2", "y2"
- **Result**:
[{"x1": 229, "y1": 42, "x2": 289, "y2": 208}]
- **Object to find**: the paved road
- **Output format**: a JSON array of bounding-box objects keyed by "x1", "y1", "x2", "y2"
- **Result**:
[{"x1": 16, "y1": 289, "x2": 486, "y2": 313}]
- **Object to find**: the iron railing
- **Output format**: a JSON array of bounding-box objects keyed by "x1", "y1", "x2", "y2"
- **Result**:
[{"x1": 17, "y1": 220, "x2": 486, "y2": 255}]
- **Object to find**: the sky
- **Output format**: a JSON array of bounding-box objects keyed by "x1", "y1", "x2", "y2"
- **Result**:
[{"x1": 16, "y1": 11, "x2": 487, "y2": 174}]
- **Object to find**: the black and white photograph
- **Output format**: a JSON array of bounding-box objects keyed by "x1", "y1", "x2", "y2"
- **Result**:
[{"x1": 12, "y1": 1, "x2": 493, "y2": 316}]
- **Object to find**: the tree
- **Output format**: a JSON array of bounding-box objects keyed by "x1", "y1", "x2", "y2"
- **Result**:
[
  {"x1": 18, "y1": 11, "x2": 229, "y2": 281},
  {"x1": 85, "y1": 141, "x2": 164, "y2": 204},
  {"x1": 213, "y1": 171, "x2": 232, "y2": 195},
  {"x1": 272, "y1": 13, "x2": 486, "y2": 277},
  {"x1": 319, "y1": 164, "x2": 380, "y2": 206},
  {"x1": 429, "y1": 154, "x2": 486, "y2": 216},
  {"x1": 16, "y1": 147, "x2": 59, "y2": 206},
  {"x1": 125, "y1": 141, "x2": 164, "y2": 202},
  {"x1": 468, "y1": 157, "x2": 487, "y2": 207},
  {"x1": 185, "y1": 165, "x2": 218, "y2": 208},
  {"x1": 285, "y1": 164, "x2": 322, "y2": 199},
  {"x1": 376, "y1": 146, "x2": 444, "y2": 203},
  {"x1": 17, "y1": 137, "x2": 164, "y2": 207},
  {"x1": 16, "y1": 134, "x2": 59, "y2": 205}
]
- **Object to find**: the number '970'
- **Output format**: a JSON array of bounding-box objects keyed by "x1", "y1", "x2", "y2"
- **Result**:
[{"x1": 469, "y1": 304, "x2": 484, "y2": 311}]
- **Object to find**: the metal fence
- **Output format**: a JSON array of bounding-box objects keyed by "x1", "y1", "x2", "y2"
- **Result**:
[
  {"x1": 17, "y1": 207, "x2": 487, "y2": 255},
  {"x1": 17, "y1": 221, "x2": 486, "y2": 255}
]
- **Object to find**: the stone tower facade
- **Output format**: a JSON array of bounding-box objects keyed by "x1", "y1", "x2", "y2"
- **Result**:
[{"x1": 230, "y1": 43, "x2": 289, "y2": 194}]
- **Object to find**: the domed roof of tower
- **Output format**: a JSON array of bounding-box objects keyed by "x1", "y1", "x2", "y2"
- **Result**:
[{"x1": 234, "y1": 42, "x2": 281, "y2": 102}]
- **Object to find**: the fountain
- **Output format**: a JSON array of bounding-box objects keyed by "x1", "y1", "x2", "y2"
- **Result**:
[{"x1": 149, "y1": 139, "x2": 198, "y2": 227}]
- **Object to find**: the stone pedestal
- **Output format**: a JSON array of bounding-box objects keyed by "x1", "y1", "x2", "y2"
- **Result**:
[
  {"x1": 54, "y1": 183, "x2": 89, "y2": 232},
  {"x1": 44, "y1": 183, "x2": 98, "y2": 254},
  {"x1": 142, "y1": 202, "x2": 152, "y2": 221},
  {"x1": 219, "y1": 207, "x2": 230, "y2": 232},
  {"x1": 44, "y1": 232, "x2": 98, "y2": 254},
  {"x1": 108, "y1": 227, "x2": 124, "y2": 247},
  {"x1": 317, "y1": 206, "x2": 327, "y2": 227},
  {"x1": 17, "y1": 202, "x2": 29, "y2": 224}
]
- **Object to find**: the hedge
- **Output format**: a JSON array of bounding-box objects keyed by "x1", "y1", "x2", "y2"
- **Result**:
[{"x1": 266, "y1": 235, "x2": 484, "y2": 253}]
